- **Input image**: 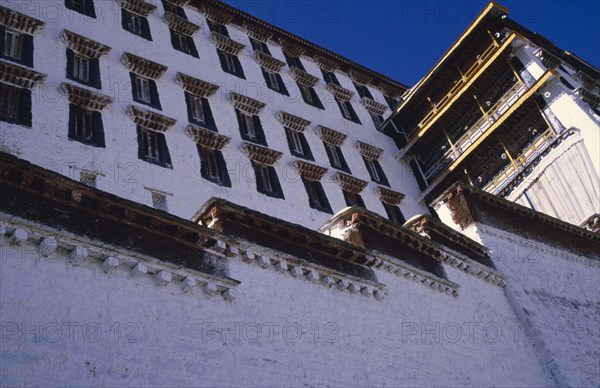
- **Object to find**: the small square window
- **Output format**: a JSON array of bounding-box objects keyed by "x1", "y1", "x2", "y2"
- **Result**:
[
  {"x1": 162, "y1": 0, "x2": 187, "y2": 18},
  {"x1": 284, "y1": 52, "x2": 304, "y2": 70},
  {"x1": 122, "y1": 9, "x2": 152, "y2": 41},
  {"x1": 3, "y1": 30, "x2": 22, "y2": 60},
  {"x1": 80, "y1": 172, "x2": 97, "y2": 188},
  {"x1": 68, "y1": 105, "x2": 105, "y2": 147},
  {"x1": 137, "y1": 127, "x2": 172, "y2": 168},
  {"x1": 321, "y1": 70, "x2": 339, "y2": 85},
  {"x1": 185, "y1": 93, "x2": 217, "y2": 131},
  {"x1": 371, "y1": 114, "x2": 384, "y2": 128},
  {"x1": 151, "y1": 192, "x2": 168, "y2": 211},
  {"x1": 384, "y1": 95, "x2": 399, "y2": 110}
]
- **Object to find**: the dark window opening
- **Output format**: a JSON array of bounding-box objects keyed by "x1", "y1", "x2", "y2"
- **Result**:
[
  {"x1": 68, "y1": 104, "x2": 105, "y2": 147},
  {"x1": 249, "y1": 37, "x2": 270, "y2": 54},
  {"x1": 206, "y1": 19, "x2": 228, "y2": 36},
  {"x1": 65, "y1": 0, "x2": 96, "y2": 18},
  {"x1": 236, "y1": 110, "x2": 267, "y2": 145},
  {"x1": 198, "y1": 145, "x2": 231, "y2": 187},
  {"x1": 384, "y1": 95, "x2": 398, "y2": 110},
  {"x1": 121, "y1": 9, "x2": 152, "y2": 41},
  {"x1": 0, "y1": 82, "x2": 31, "y2": 127},
  {"x1": 363, "y1": 157, "x2": 389, "y2": 186},
  {"x1": 0, "y1": 26, "x2": 34, "y2": 67},
  {"x1": 284, "y1": 52, "x2": 304, "y2": 70},
  {"x1": 324, "y1": 142, "x2": 350, "y2": 173},
  {"x1": 130, "y1": 73, "x2": 161, "y2": 109},
  {"x1": 354, "y1": 82, "x2": 373, "y2": 99},
  {"x1": 66, "y1": 49, "x2": 101, "y2": 89},
  {"x1": 136, "y1": 127, "x2": 172, "y2": 168},
  {"x1": 252, "y1": 162, "x2": 284, "y2": 199},
  {"x1": 170, "y1": 30, "x2": 198, "y2": 57},
  {"x1": 343, "y1": 190, "x2": 365, "y2": 208},
  {"x1": 162, "y1": 0, "x2": 186, "y2": 19},
  {"x1": 298, "y1": 84, "x2": 324, "y2": 109},
  {"x1": 284, "y1": 128, "x2": 313, "y2": 160},
  {"x1": 262, "y1": 69, "x2": 288, "y2": 95},
  {"x1": 185, "y1": 93, "x2": 216, "y2": 130},
  {"x1": 303, "y1": 178, "x2": 332, "y2": 213},
  {"x1": 217, "y1": 49, "x2": 245, "y2": 79},
  {"x1": 383, "y1": 202, "x2": 406, "y2": 224},
  {"x1": 336, "y1": 99, "x2": 361, "y2": 123},
  {"x1": 321, "y1": 69, "x2": 339, "y2": 85}
]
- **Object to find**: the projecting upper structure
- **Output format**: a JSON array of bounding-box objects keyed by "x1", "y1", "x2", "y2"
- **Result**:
[{"x1": 382, "y1": 2, "x2": 600, "y2": 225}]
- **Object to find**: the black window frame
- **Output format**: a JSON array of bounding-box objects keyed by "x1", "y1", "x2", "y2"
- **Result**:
[
  {"x1": 321, "y1": 69, "x2": 339, "y2": 85},
  {"x1": 66, "y1": 49, "x2": 101, "y2": 89},
  {"x1": 121, "y1": 8, "x2": 152, "y2": 41},
  {"x1": 362, "y1": 157, "x2": 389, "y2": 186},
  {"x1": 0, "y1": 26, "x2": 34, "y2": 67},
  {"x1": 252, "y1": 161, "x2": 284, "y2": 199},
  {"x1": 162, "y1": 0, "x2": 187, "y2": 19},
  {"x1": 130, "y1": 73, "x2": 161, "y2": 110},
  {"x1": 382, "y1": 202, "x2": 406, "y2": 224},
  {"x1": 249, "y1": 37, "x2": 270, "y2": 54},
  {"x1": 323, "y1": 142, "x2": 350, "y2": 173},
  {"x1": 235, "y1": 110, "x2": 267, "y2": 146},
  {"x1": 284, "y1": 128, "x2": 313, "y2": 160},
  {"x1": 298, "y1": 84, "x2": 324, "y2": 109},
  {"x1": 206, "y1": 19, "x2": 228, "y2": 36},
  {"x1": 65, "y1": 0, "x2": 96, "y2": 18},
  {"x1": 336, "y1": 98, "x2": 361, "y2": 124},
  {"x1": 302, "y1": 178, "x2": 332, "y2": 213},
  {"x1": 262, "y1": 69, "x2": 288, "y2": 95},
  {"x1": 353, "y1": 82, "x2": 373, "y2": 99},
  {"x1": 136, "y1": 126, "x2": 172, "y2": 168},
  {"x1": 185, "y1": 92, "x2": 217, "y2": 131},
  {"x1": 169, "y1": 29, "x2": 198, "y2": 58},
  {"x1": 197, "y1": 145, "x2": 231, "y2": 187},
  {"x1": 0, "y1": 82, "x2": 32, "y2": 127},
  {"x1": 370, "y1": 114, "x2": 384, "y2": 129},
  {"x1": 67, "y1": 104, "x2": 105, "y2": 147},
  {"x1": 343, "y1": 190, "x2": 365, "y2": 208},
  {"x1": 284, "y1": 52, "x2": 304, "y2": 70},
  {"x1": 216, "y1": 49, "x2": 245, "y2": 79}
]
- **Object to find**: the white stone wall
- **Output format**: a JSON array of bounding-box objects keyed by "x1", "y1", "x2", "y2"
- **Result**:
[
  {"x1": 0, "y1": 216, "x2": 552, "y2": 387},
  {"x1": 0, "y1": 0, "x2": 427, "y2": 231},
  {"x1": 454, "y1": 223, "x2": 600, "y2": 387}
]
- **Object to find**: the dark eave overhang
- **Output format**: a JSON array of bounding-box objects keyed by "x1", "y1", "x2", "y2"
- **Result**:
[
  {"x1": 192, "y1": 0, "x2": 408, "y2": 92},
  {"x1": 0, "y1": 152, "x2": 239, "y2": 282},
  {"x1": 436, "y1": 182, "x2": 600, "y2": 260}
]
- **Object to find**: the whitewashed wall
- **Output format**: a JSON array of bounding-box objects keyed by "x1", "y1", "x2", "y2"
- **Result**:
[
  {"x1": 0, "y1": 0, "x2": 427, "y2": 231},
  {"x1": 0, "y1": 215, "x2": 552, "y2": 387}
]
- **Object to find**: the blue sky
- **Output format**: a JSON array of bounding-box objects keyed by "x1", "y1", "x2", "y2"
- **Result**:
[{"x1": 222, "y1": 0, "x2": 600, "y2": 86}]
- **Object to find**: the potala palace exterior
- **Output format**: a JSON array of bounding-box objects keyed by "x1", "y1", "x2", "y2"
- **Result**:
[{"x1": 0, "y1": 0, "x2": 598, "y2": 386}]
